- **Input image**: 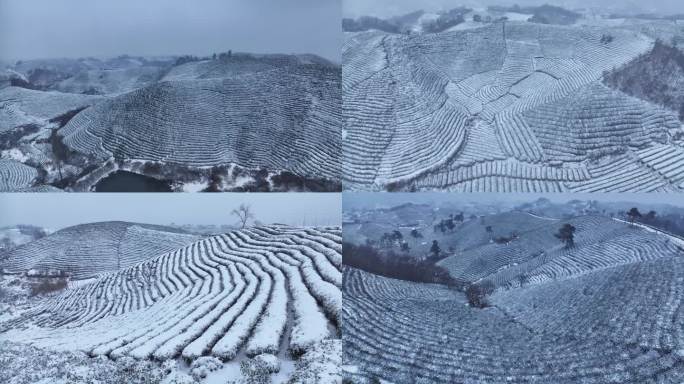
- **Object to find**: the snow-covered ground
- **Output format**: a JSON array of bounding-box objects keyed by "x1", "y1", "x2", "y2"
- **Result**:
[
  {"x1": 0, "y1": 53, "x2": 341, "y2": 192},
  {"x1": 0, "y1": 225, "x2": 342, "y2": 383},
  {"x1": 343, "y1": 16, "x2": 683, "y2": 192},
  {"x1": 344, "y1": 211, "x2": 684, "y2": 383}
]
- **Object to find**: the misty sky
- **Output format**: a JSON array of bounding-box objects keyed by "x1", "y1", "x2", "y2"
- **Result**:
[
  {"x1": 0, "y1": 193, "x2": 341, "y2": 230},
  {"x1": 0, "y1": 0, "x2": 341, "y2": 62},
  {"x1": 343, "y1": 192, "x2": 684, "y2": 210},
  {"x1": 343, "y1": 0, "x2": 684, "y2": 18}
]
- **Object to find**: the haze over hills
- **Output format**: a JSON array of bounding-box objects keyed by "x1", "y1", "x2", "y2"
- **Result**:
[
  {"x1": 342, "y1": 5, "x2": 684, "y2": 192},
  {"x1": 342, "y1": 197, "x2": 684, "y2": 383}
]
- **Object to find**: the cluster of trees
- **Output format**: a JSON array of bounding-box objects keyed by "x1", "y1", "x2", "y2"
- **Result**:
[
  {"x1": 492, "y1": 231, "x2": 519, "y2": 244},
  {"x1": 342, "y1": 16, "x2": 401, "y2": 33},
  {"x1": 465, "y1": 280, "x2": 495, "y2": 308},
  {"x1": 29, "y1": 277, "x2": 68, "y2": 296},
  {"x1": 174, "y1": 51, "x2": 233, "y2": 67},
  {"x1": 215, "y1": 51, "x2": 233, "y2": 61},
  {"x1": 626, "y1": 207, "x2": 644, "y2": 224},
  {"x1": 621, "y1": 208, "x2": 684, "y2": 238},
  {"x1": 174, "y1": 55, "x2": 203, "y2": 66},
  {"x1": 600, "y1": 34, "x2": 615, "y2": 44},
  {"x1": 433, "y1": 213, "x2": 464, "y2": 233},
  {"x1": 526, "y1": 5, "x2": 582, "y2": 25},
  {"x1": 554, "y1": 223, "x2": 576, "y2": 248},
  {"x1": 378, "y1": 230, "x2": 403, "y2": 248},
  {"x1": 343, "y1": 242, "x2": 457, "y2": 286},
  {"x1": 603, "y1": 40, "x2": 684, "y2": 120},
  {"x1": 422, "y1": 7, "x2": 470, "y2": 33}
]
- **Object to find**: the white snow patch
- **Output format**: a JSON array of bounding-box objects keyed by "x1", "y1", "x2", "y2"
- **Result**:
[
  {"x1": 182, "y1": 180, "x2": 208, "y2": 193},
  {"x1": 1, "y1": 148, "x2": 30, "y2": 163}
]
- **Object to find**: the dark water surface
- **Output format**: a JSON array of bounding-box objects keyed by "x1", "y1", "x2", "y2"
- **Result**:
[{"x1": 94, "y1": 171, "x2": 172, "y2": 192}]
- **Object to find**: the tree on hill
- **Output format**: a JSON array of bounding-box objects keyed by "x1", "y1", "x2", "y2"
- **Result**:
[
  {"x1": 603, "y1": 40, "x2": 684, "y2": 121},
  {"x1": 231, "y1": 203, "x2": 254, "y2": 229},
  {"x1": 445, "y1": 218, "x2": 455, "y2": 232},
  {"x1": 644, "y1": 210, "x2": 657, "y2": 223},
  {"x1": 392, "y1": 230, "x2": 403, "y2": 241},
  {"x1": 430, "y1": 240, "x2": 441, "y2": 259},
  {"x1": 400, "y1": 242, "x2": 410, "y2": 253},
  {"x1": 342, "y1": 242, "x2": 458, "y2": 286},
  {"x1": 485, "y1": 225, "x2": 493, "y2": 241},
  {"x1": 379, "y1": 231, "x2": 403, "y2": 248},
  {"x1": 466, "y1": 280, "x2": 495, "y2": 308},
  {"x1": 554, "y1": 223, "x2": 576, "y2": 248},
  {"x1": 410, "y1": 228, "x2": 423, "y2": 238},
  {"x1": 627, "y1": 207, "x2": 642, "y2": 225}
]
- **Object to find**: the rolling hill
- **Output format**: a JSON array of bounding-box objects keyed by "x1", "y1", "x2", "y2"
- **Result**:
[
  {"x1": 1, "y1": 221, "x2": 200, "y2": 279},
  {"x1": 1, "y1": 226, "x2": 342, "y2": 379},
  {"x1": 343, "y1": 215, "x2": 684, "y2": 383},
  {"x1": 343, "y1": 20, "x2": 684, "y2": 191},
  {"x1": 59, "y1": 58, "x2": 341, "y2": 181},
  {"x1": 0, "y1": 53, "x2": 341, "y2": 191}
]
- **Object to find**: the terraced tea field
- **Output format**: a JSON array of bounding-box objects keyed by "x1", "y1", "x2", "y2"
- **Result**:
[
  {"x1": 0, "y1": 54, "x2": 341, "y2": 191},
  {"x1": 343, "y1": 214, "x2": 684, "y2": 383},
  {"x1": 343, "y1": 21, "x2": 684, "y2": 191},
  {"x1": 1, "y1": 226, "x2": 342, "y2": 382},
  {"x1": 1, "y1": 221, "x2": 200, "y2": 279},
  {"x1": 59, "y1": 59, "x2": 341, "y2": 181}
]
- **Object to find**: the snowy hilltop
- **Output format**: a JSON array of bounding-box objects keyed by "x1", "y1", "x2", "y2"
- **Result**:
[{"x1": 343, "y1": 6, "x2": 684, "y2": 191}]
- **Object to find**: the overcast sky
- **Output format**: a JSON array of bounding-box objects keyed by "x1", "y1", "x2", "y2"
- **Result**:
[
  {"x1": 0, "y1": 0, "x2": 341, "y2": 63},
  {"x1": 343, "y1": 0, "x2": 684, "y2": 18},
  {"x1": 343, "y1": 192, "x2": 684, "y2": 210},
  {"x1": 0, "y1": 193, "x2": 341, "y2": 230}
]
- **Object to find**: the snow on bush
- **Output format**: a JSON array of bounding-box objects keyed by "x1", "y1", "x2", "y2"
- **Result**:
[{"x1": 0, "y1": 226, "x2": 341, "y2": 370}]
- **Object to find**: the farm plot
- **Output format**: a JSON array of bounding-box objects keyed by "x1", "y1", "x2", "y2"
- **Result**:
[
  {"x1": 59, "y1": 59, "x2": 341, "y2": 182},
  {"x1": 343, "y1": 264, "x2": 684, "y2": 383},
  {"x1": 493, "y1": 255, "x2": 684, "y2": 353},
  {"x1": 0, "y1": 226, "x2": 342, "y2": 374},
  {"x1": 0, "y1": 86, "x2": 102, "y2": 132},
  {"x1": 0, "y1": 158, "x2": 38, "y2": 191},
  {"x1": 438, "y1": 215, "x2": 682, "y2": 288},
  {"x1": 1, "y1": 221, "x2": 200, "y2": 279},
  {"x1": 0, "y1": 54, "x2": 341, "y2": 191},
  {"x1": 343, "y1": 20, "x2": 684, "y2": 191}
]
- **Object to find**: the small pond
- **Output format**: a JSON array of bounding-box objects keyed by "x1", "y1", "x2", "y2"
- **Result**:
[{"x1": 94, "y1": 170, "x2": 172, "y2": 192}]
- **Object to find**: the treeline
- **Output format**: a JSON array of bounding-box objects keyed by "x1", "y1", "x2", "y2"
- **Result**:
[
  {"x1": 422, "y1": 7, "x2": 470, "y2": 33},
  {"x1": 343, "y1": 242, "x2": 460, "y2": 287},
  {"x1": 488, "y1": 4, "x2": 581, "y2": 25},
  {"x1": 342, "y1": 7, "x2": 471, "y2": 34},
  {"x1": 342, "y1": 16, "x2": 401, "y2": 34},
  {"x1": 603, "y1": 40, "x2": 684, "y2": 120},
  {"x1": 174, "y1": 50, "x2": 235, "y2": 66},
  {"x1": 621, "y1": 207, "x2": 684, "y2": 237}
]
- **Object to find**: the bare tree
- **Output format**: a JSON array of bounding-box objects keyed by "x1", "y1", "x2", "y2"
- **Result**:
[{"x1": 232, "y1": 203, "x2": 255, "y2": 229}]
